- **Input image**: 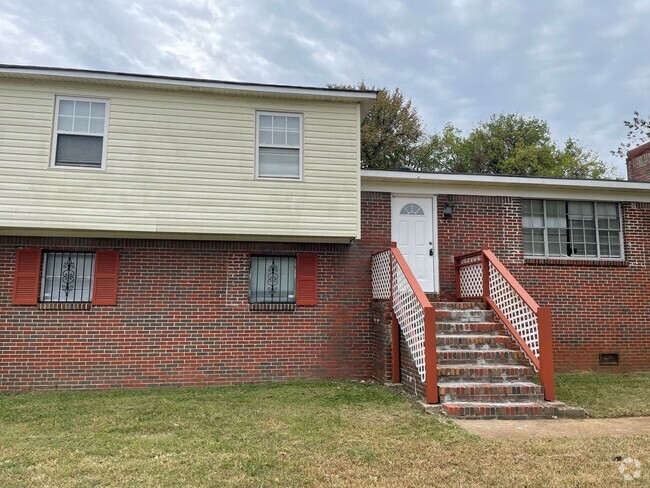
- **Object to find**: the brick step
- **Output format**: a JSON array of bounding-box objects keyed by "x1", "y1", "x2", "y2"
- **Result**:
[
  {"x1": 435, "y1": 309, "x2": 495, "y2": 323},
  {"x1": 437, "y1": 334, "x2": 513, "y2": 349},
  {"x1": 433, "y1": 301, "x2": 484, "y2": 311},
  {"x1": 436, "y1": 349, "x2": 524, "y2": 365},
  {"x1": 438, "y1": 381, "x2": 544, "y2": 402},
  {"x1": 438, "y1": 364, "x2": 533, "y2": 382},
  {"x1": 442, "y1": 401, "x2": 555, "y2": 420},
  {"x1": 436, "y1": 321, "x2": 502, "y2": 334}
]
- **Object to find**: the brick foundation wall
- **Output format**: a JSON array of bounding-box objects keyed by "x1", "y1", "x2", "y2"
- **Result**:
[
  {"x1": 398, "y1": 327, "x2": 427, "y2": 398},
  {"x1": 0, "y1": 192, "x2": 393, "y2": 391},
  {"x1": 437, "y1": 195, "x2": 650, "y2": 372},
  {"x1": 370, "y1": 299, "x2": 427, "y2": 399},
  {"x1": 370, "y1": 300, "x2": 392, "y2": 384}
]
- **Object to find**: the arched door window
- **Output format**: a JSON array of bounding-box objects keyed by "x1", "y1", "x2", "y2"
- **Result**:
[{"x1": 400, "y1": 203, "x2": 424, "y2": 216}]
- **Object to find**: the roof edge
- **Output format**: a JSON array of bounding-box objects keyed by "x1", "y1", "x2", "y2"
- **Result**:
[
  {"x1": 0, "y1": 64, "x2": 378, "y2": 102},
  {"x1": 360, "y1": 169, "x2": 650, "y2": 191}
]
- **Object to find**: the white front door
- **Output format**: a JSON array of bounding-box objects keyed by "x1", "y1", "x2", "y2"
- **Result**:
[{"x1": 392, "y1": 197, "x2": 436, "y2": 292}]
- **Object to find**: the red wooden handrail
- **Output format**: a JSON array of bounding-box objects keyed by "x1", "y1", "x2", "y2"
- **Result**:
[
  {"x1": 389, "y1": 246, "x2": 438, "y2": 404},
  {"x1": 454, "y1": 250, "x2": 483, "y2": 262},
  {"x1": 483, "y1": 249, "x2": 539, "y2": 314},
  {"x1": 390, "y1": 247, "x2": 432, "y2": 312},
  {"x1": 454, "y1": 248, "x2": 555, "y2": 401},
  {"x1": 375, "y1": 245, "x2": 438, "y2": 404}
]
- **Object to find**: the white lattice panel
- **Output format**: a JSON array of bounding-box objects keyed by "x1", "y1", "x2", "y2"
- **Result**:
[
  {"x1": 392, "y1": 259, "x2": 427, "y2": 382},
  {"x1": 488, "y1": 262, "x2": 540, "y2": 357},
  {"x1": 371, "y1": 251, "x2": 391, "y2": 299},
  {"x1": 459, "y1": 260, "x2": 483, "y2": 298}
]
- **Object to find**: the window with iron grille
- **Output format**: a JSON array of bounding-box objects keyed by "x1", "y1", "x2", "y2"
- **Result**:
[
  {"x1": 40, "y1": 252, "x2": 96, "y2": 302},
  {"x1": 522, "y1": 200, "x2": 623, "y2": 259},
  {"x1": 249, "y1": 256, "x2": 296, "y2": 303}
]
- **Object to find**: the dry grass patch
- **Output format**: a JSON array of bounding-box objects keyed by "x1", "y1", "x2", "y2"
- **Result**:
[{"x1": 0, "y1": 380, "x2": 648, "y2": 487}]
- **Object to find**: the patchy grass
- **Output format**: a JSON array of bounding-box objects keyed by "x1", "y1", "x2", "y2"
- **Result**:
[
  {"x1": 0, "y1": 381, "x2": 648, "y2": 487},
  {"x1": 556, "y1": 372, "x2": 650, "y2": 418}
]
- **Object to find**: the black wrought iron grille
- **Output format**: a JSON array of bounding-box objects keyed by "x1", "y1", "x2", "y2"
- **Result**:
[
  {"x1": 41, "y1": 252, "x2": 96, "y2": 303},
  {"x1": 249, "y1": 256, "x2": 296, "y2": 304}
]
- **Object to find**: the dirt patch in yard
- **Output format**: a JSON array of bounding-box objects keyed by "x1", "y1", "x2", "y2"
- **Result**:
[{"x1": 454, "y1": 417, "x2": 650, "y2": 440}]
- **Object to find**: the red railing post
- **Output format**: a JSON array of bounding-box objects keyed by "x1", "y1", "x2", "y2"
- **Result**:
[
  {"x1": 424, "y1": 306, "x2": 438, "y2": 404},
  {"x1": 454, "y1": 256, "x2": 461, "y2": 300},
  {"x1": 388, "y1": 248, "x2": 400, "y2": 383},
  {"x1": 481, "y1": 247, "x2": 490, "y2": 308},
  {"x1": 537, "y1": 307, "x2": 555, "y2": 401}
]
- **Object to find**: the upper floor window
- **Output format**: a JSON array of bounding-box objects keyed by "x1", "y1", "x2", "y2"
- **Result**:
[
  {"x1": 52, "y1": 97, "x2": 108, "y2": 169},
  {"x1": 256, "y1": 112, "x2": 302, "y2": 179},
  {"x1": 522, "y1": 200, "x2": 623, "y2": 259}
]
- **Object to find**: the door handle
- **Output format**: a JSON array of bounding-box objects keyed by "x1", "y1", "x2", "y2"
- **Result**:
[{"x1": 429, "y1": 248, "x2": 434, "y2": 256}]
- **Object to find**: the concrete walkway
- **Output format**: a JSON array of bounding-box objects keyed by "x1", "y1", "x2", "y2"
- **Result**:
[{"x1": 454, "y1": 417, "x2": 650, "y2": 440}]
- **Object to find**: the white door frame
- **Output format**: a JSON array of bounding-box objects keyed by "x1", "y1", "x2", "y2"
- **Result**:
[{"x1": 391, "y1": 194, "x2": 439, "y2": 293}]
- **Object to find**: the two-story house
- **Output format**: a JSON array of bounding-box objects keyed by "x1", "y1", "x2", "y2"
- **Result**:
[
  {"x1": 0, "y1": 65, "x2": 380, "y2": 390},
  {"x1": 1, "y1": 65, "x2": 649, "y2": 419}
]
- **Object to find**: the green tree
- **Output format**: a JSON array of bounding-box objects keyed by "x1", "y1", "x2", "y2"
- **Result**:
[
  {"x1": 414, "y1": 123, "x2": 466, "y2": 172},
  {"x1": 421, "y1": 114, "x2": 615, "y2": 179},
  {"x1": 333, "y1": 82, "x2": 614, "y2": 178},
  {"x1": 328, "y1": 82, "x2": 424, "y2": 169},
  {"x1": 613, "y1": 111, "x2": 650, "y2": 158}
]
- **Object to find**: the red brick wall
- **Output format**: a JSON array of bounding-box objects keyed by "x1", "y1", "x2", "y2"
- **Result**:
[
  {"x1": 3, "y1": 188, "x2": 646, "y2": 390},
  {"x1": 363, "y1": 192, "x2": 393, "y2": 382},
  {"x1": 378, "y1": 193, "x2": 649, "y2": 374},
  {"x1": 0, "y1": 192, "x2": 393, "y2": 391},
  {"x1": 436, "y1": 195, "x2": 650, "y2": 372},
  {"x1": 370, "y1": 298, "x2": 426, "y2": 397},
  {"x1": 398, "y1": 327, "x2": 427, "y2": 398},
  {"x1": 370, "y1": 299, "x2": 392, "y2": 384}
]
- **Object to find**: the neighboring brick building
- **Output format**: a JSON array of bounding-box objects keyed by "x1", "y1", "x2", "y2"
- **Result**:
[
  {"x1": 1, "y1": 65, "x2": 649, "y2": 395},
  {"x1": 627, "y1": 141, "x2": 650, "y2": 183}
]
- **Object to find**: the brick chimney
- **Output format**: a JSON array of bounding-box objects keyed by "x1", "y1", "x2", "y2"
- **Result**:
[{"x1": 626, "y1": 141, "x2": 650, "y2": 182}]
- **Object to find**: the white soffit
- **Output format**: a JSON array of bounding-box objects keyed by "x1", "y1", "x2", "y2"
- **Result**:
[{"x1": 360, "y1": 170, "x2": 650, "y2": 202}]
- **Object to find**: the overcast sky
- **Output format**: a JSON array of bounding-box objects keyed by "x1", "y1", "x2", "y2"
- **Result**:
[{"x1": 2, "y1": 0, "x2": 648, "y2": 176}]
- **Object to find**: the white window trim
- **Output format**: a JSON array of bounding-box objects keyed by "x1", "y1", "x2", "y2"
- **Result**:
[
  {"x1": 50, "y1": 95, "x2": 110, "y2": 171},
  {"x1": 255, "y1": 111, "x2": 304, "y2": 180},
  {"x1": 523, "y1": 199, "x2": 625, "y2": 261}
]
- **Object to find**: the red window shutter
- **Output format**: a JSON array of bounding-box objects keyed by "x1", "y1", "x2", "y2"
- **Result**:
[
  {"x1": 92, "y1": 250, "x2": 120, "y2": 305},
  {"x1": 296, "y1": 253, "x2": 318, "y2": 306},
  {"x1": 12, "y1": 248, "x2": 42, "y2": 305}
]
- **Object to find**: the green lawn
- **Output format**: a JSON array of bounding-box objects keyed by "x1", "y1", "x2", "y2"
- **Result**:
[
  {"x1": 556, "y1": 372, "x2": 650, "y2": 418},
  {"x1": 1, "y1": 381, "x2": 648, "y2": 487}
]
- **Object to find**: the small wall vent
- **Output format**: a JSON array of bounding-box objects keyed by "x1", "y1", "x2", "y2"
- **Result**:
[{"x1": 599, "y1": 353, "x2": 619, "y2": 366}]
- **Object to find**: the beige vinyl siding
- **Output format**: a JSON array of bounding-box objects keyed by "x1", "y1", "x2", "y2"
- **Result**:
[{"x1": 0, "y1": 79, "x2": 361, "y2": 241}]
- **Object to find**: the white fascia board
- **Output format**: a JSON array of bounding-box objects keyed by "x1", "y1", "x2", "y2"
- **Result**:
[
  {"x1": 361, "y1": 170, "x2": 650, "y2": 202},
  {"x1": 0, "y1": 65, "x2": 377, "y2": 103}
]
